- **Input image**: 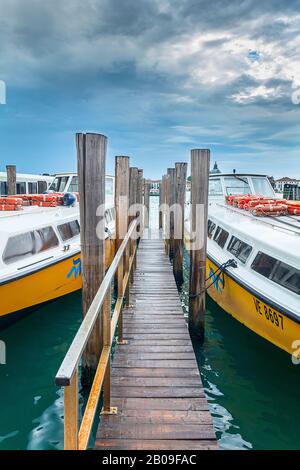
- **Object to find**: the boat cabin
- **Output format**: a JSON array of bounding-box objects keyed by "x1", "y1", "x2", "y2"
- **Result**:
[{"x1": 209, "y1": 174, "x2": 275, "y2": 200}]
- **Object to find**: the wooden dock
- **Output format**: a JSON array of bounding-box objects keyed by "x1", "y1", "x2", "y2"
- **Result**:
[{"x1": 95, "y1": 238, "x2": 217, "y2": 450}]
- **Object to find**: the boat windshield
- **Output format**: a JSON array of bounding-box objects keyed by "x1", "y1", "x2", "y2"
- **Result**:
[
  {"x1": 49, "y1": 176, "x2": 69, "y2": 192},
  {"x1": 224, "y1": 177, "x2": 251, "y2": 195},
  {"x1": 251, "y1": 177, "x2": 274, "y2": 197}
]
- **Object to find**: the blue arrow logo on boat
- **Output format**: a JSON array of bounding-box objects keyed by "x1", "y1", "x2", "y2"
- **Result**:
[
  {"x1": 67, "y1": 258, "x2": 82, "y2": 279},
  {"x1": 209, "y1": 267, "x2": 224, "y2": 292}
]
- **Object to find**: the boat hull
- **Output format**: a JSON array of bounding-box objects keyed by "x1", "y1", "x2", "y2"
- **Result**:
[
  {"x1": 206, "y1": 255, "x2": 300, "y2": 356},
  {"x1": 0, "y1": 238, "x2": 115, "y2": 323}
]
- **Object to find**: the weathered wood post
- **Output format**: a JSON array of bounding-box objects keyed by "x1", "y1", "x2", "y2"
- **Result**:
[
  {"x1": 129, "y1": 167, "x2": 138, "y2": 284},
  {"x1": 159, "y1": 179, "x2": 163, "y2": 230},
  {"x1": 144, "y1": 179, "x2": 150, "y2": 230},
  {"x1": 77, "y1": 133, "x2": 107, "y2": 385},
  {"x1": 137, "y1": 169, "x2": 144, "y2": 239},
  {"x1": 38, "y1": 180, "x2": 48, "y2": 194},
  {"x1": 167, "y1": 168, "x2": 175, "y2": 261},
  {"x1": 189, "y1": 149, "x2": 210, "y2": 342},
  {"x1": 6, "y1": 165, "x2": 16, "y2": 195},
  {"x1": 164, "y1": 174, "x2": 170, "y2": 255},
  {"x1": 115, "y1": 156, "x2": 130, "y2": 342},
  {"x1": 173, "y1": 162, "x2": 188, "y2": 286}
]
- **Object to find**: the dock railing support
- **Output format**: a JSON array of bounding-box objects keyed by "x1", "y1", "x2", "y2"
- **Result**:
[
  {"x1": 115, "y1": 156, "x2": 130, "y2": 344},
  {"x1": 173, "y1": 162, "x2": 188, "y2": 286},
  {"x1": 189, "y1": 149, "x2": 210, "y2": 342},
  {"x1": 77, "y1": 133, "x2": 106, "y2": 385},
  {"x1": 6, "y1": 165, "x2": 16, "y2": 195}
]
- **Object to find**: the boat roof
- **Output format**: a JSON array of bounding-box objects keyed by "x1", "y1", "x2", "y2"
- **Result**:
[
  {"x1": 209, "y1": 173, "x2": 268, "y2": 178},
  {"x1": 0, "y1": 206, "x2": 80, "y2": 233},
  {"x1": 0, "y1": 172, "x2": 54, "y2": 180},
  {"x1": 209, "y1": 202, "x2": 300, "y2": 268}
]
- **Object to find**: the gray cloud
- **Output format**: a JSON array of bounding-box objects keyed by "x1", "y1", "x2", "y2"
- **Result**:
[{"x1": 0, "y1": 0, "x2": 300, "y2": 177}]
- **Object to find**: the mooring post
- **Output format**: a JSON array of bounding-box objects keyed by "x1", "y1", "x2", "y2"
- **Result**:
[
  {"x1": 137, "y1": 169, "x2": 144, "y2": 239},
  {"x1": 164, "y1": 173, "x2": 170, "y2": 255},
  {"x1": 129, "y1": 167, "x2": 138, "y2": 284},
  {"x1": 144, "y1": 179, "x2": 150, "y2": 230},
  {"x1": 189, "y1": 149, "x2": 210, "y2": 342},
  {"x1": 159, "y1": 178, "x2": 163, "y2": 230},
  {"x1": 173, "y1": 162, "x2": 188, "y2": 286},
  {"x1": 77, "y1": 133, "x2": 107, "y2": 386},
  {"x1": 167, "y1": 168, "x2": 175, "y2": 261},
  {"x1": 38, "y1": 180, "x2": 48, "y2": 194},
  {"x1": 115, "y1": 156, "x2": 130, "y2": 342},
  {"x1": 6, "y1": 165, "x2": 16, "y2": 195}
]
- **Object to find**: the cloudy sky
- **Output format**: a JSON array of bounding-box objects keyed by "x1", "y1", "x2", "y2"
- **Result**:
[{"x1": 0, "y1": 0, "x2": 300, "y2": 178}]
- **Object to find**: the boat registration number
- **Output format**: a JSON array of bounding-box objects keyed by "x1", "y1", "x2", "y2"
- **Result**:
[{"x1": 253, "y1": 298, "x2": 284, "y2": 330}]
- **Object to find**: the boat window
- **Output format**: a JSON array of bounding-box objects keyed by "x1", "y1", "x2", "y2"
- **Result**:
[
  {"x1": 227, "y1": 236, "x2": 252, "y2": 263},
  {"x1": 69, "y1": 176, "x2": 79, "y2": 193},
  {"x1": 58, "y1": 220, "x2": 80, "y2": 241},
  {"x1": 224, "y1": 177, "x2": 251, "y2": 196},
  {"x1": 251, "y1": 252, "x2": 277, "y2": 278},
  {"x1": 213, "y1": 226, "x2": 229, "y2": 248},
  {"x1": 106, "y1": 177, "x2": 114, "y2": 197},
  {"x1": 208, "y1": 219, "x2": 216, "y2": 239},
  {"x1": 252, "y1": 252, "x2": 300, "y2": 295},
  {"x1": 251, "y1": 177, "x2": 274, "y2": 198},
  {"x1": 17, "y1": 182, "x2": 26, "y2": 194},
  {"x1": 3, "y1": 227, "x2": 59, "y2": 265},
  {"x1": 49, "y1": 176, "x2": 69, "y2": 192},
  {"x1": 28, "y1": 182, "x2": 38, "y2": 194},
  {"x1": 209, "y1": 178, "x2": 223, "y2": 196},
  {"x1": 0, "y1": 182, "x2": 7, "y2": 196}
]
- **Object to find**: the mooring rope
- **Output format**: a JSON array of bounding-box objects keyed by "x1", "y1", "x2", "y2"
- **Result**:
[{"x1": 189, "y1": 258, "x2": 237, "y2": 298}]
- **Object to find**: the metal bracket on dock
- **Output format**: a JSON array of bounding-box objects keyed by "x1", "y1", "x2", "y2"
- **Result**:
[{"x1": 101, "y1": 407, "x2": 118, "y2": 416}]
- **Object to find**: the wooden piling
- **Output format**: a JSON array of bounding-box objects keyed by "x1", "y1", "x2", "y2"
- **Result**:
[
  {"x1": 173, "y1": 163, "x2": 188, "y2": 286},
  {"x1": 159, "y1": 179, "x2": 163, "y2": 230},
  {"x1": 129, "y1": 167, "x2": 138, "y2": 283},
  {"x1": 137, "y1": 169, "x2": 144, "y2": 238},
  {"x1": 167, "y1": 168, "x2": 175, "y2": 261},
  {"x1": 6, "y1": 165, "x2": 16, "y2": 195},
  {"x1": 164, "y1": 174, "x2": 170, "y2": 255},
  {"x1": 115, "y1": 156, "x2": 130, "y2": 342},
  {"x1": 77, "y1": 133, "x2": 107, "y2": 385},
  {"x1": 144, "y1": 179, "x2": 150, "y2": 229},
  {"x1": 189, "y1": 149, "x2": 210, "y2": 342}
]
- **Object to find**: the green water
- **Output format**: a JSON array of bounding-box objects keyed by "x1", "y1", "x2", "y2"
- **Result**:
[
  {"x1": 180, "y1": 253, "x2": 300, "y2": 450},
  {"x1": 0, "y1": 292, "x2": 82, "y2": 450},
  {"x1": 0, "y1": 197, "x2": 300, "y2": 450}
]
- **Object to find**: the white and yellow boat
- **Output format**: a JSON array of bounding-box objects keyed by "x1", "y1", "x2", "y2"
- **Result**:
[
  {"x1": 186, "y1": 173, "x2": 300, "y2": 356},
  {"x1": 0, "y1": 174, "x2": 116, "y2": 326}
]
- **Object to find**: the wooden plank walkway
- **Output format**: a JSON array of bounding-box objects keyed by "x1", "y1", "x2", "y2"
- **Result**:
[{"x1": 94, "y1": 238, "x2": 217, "y2": 450}]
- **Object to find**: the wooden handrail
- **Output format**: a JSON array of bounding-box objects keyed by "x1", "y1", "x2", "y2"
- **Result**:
[
  {"x1": 55, "y1": 219, "x2": 138, "y2": 387},
  {"x1": 55, "y1": 218, "x2": 139, "y2": 450}
]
